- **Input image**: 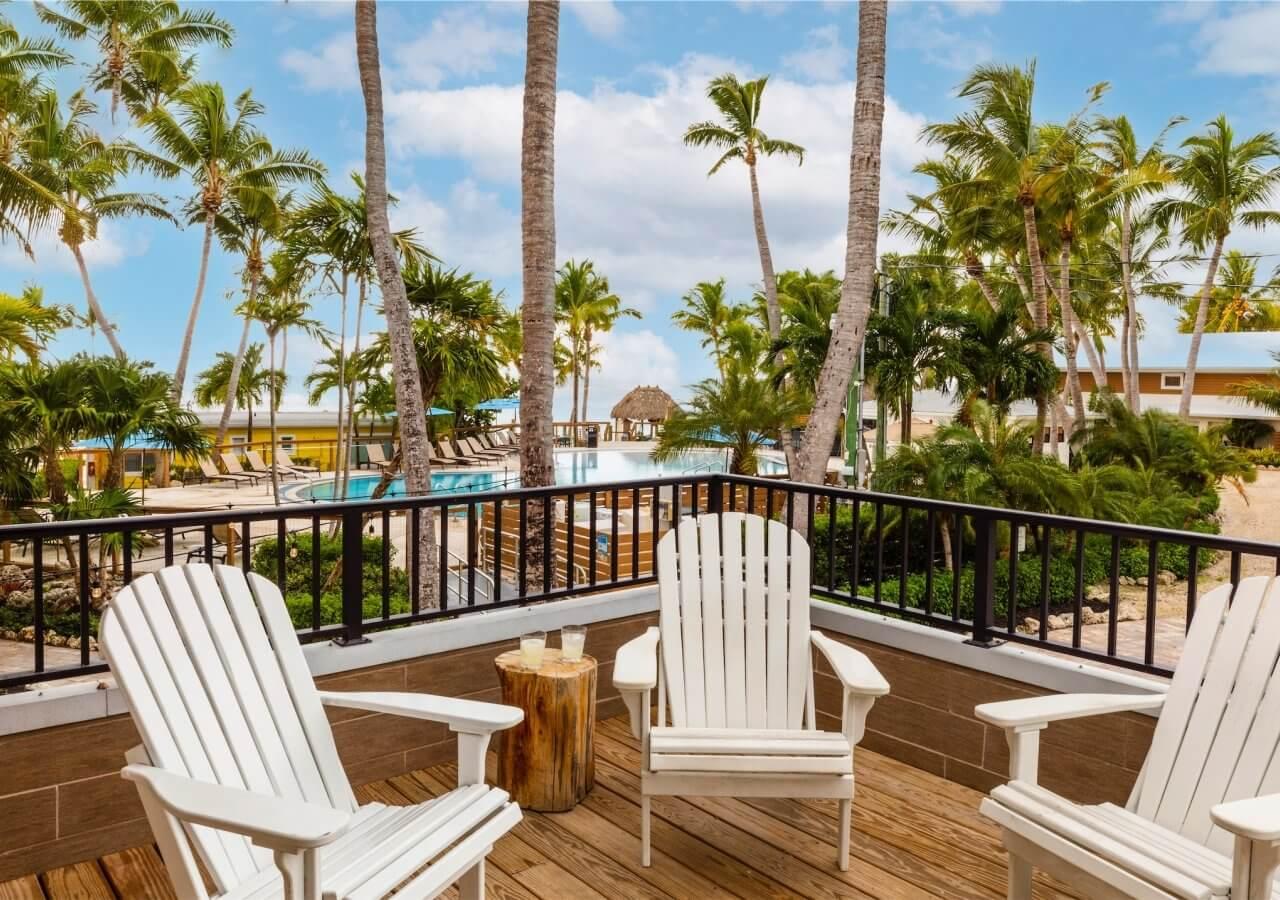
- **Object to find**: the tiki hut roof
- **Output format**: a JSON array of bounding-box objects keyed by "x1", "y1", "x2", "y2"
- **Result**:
[{"x1": 611, "y1": 385, "x2": 678, "y2": 422}]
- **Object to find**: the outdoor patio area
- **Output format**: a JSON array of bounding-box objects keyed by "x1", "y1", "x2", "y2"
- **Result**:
[{"x1": 0, "y1": 714, "x2": 1077, "y2": 900}]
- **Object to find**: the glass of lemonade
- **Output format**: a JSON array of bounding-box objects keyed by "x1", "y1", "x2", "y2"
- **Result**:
[
  {"x1": 561, "y1": 625, "x2": 587, "y2": 661},
  {"x1": 519, "y1": 631, "x2": 546, "y2": 669}
]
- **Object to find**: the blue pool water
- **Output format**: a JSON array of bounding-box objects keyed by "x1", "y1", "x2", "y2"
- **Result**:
[{"x1": 297, "y1": 449, "x2": 786, "y2": 501}]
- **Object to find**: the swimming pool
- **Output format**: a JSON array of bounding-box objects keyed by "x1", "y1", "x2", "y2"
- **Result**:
[{"x1": 294, "y1": 449, "x2": 787, "y2": 501}]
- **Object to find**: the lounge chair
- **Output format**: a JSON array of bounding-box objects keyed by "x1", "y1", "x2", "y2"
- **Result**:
[
  {"x1": 102, "y1": 564, "x2": 523, "y2": 900},
  {"x1": 196, "y1": 457, "x2": 255, "y2": 488},
  {"x1": 435, "y1": 440, "x2": 485, "y2": 466},
  {"x1": 614, "y1": 512, "x2": 889, "y2": 871},
  {"x1": 479, "y1": 433, "x2": 517, "y2": 455},
  {"x1": 185, "y1": 523, "x2": 239, "y2": 564},
  {"x1": 460, "y1": 437, "x2": 507, "y2": 461},
  {"x1": 364, "y1": 442, "x2": 397, "y2": 471},
  {"x1": 219, "y1": 452, "x2": 263, "y2": 486},
  {"x1": 244, "y1": 449, "x2": 300, "y2": 481},
  {"x1": 276, "y1": 450, "x2": 319, "y2": 475}
]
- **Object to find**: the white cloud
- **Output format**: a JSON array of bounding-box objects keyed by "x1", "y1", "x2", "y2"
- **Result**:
[
  {"x1": 782, "y1": 25, "x2": 848, "y2": 83},
  {"x1": 0, "y1": 222, "x2": 143, "y2": 274},
  {"x1": 389, "y1": 180, "x2": 520, "y2": 279},
  {"x1": 279, "y1": 31, "x2": 358, "y2": 92},
  {"x1": 290, "y1": 0, "x2": 353, "y2": 20},
  {"x1": 733, "y1": 0, "x2": 790, "y2": 17},
  {"x1": 1155, "y1": 1, "x2": 1215, "y2": 25},
  {"x1": 896, "y1": 22, "x2": 993, "y2": 71},
  {"x1": 1195, "y1": 4, "x2": 1280, "y2": 75},
  {"x1": 575, "y1": 329, "x2": 682, "y2": 419},
  {"x1": 948, "y1": 1, "x2": 1002, "y2": 18},
  {"x1": 390, "y1": 9, "x2": 523, "y2": 89},
  {"x1": 567, "y1": 1, "x2": 625, "y2": 39}
]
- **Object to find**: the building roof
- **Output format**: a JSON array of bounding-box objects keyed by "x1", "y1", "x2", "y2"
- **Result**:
[
  {"x1": 611, "y1": 386, "x2": 678, "y2": 422},
  {"x1": 190, "y1": 409, "x2": 392, "y2": 429}
]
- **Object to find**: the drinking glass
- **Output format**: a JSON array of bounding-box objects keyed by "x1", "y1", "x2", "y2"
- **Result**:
[
  {"x1": 561, "y1": 625, "x2": 587, "y2": 661},
  {"x1": 519, "y1": 631, "x2": 546, "y2": 669}
]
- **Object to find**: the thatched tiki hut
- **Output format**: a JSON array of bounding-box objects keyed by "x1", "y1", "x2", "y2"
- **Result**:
[{"x1": 611, "y1": 385, "x2": 678, "y2": 440}]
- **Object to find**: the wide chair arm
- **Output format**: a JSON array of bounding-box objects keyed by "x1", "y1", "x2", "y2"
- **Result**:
[
  {"x1": 318, "y1": 691, "x2": 523, "y2": 786},
  {"x1": 614, "y1": 627, "x2": 660, "y2": 740},
  {"x1": 1213, "y1": 794, "x2": 1280, "y2": 898},
  {"x1": 122, "y1": 763, "x2": 349, "y2": 852},
  {"x1": 975, "y1": 692, "x2": 1166, "y2": 784},
  {"x1": 810, "y1": 632, "x2": 889, "y2": 745}
]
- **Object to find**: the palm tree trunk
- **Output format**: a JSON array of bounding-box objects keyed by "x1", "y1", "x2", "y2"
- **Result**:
[
  {"x1": 268, "y1": 332, "x2": 281, "y2": 506},
  {"x1": 174, "y1": 210, "x2": 216, "y2": 402},
  {"x1": 569, "y1": 335, "x2": 580, "y2": 446},
  {"x1": 1076, "y1": 321, "x2": 1107, "y2": 388},
  {"x1": 356, "y1": 0, "x2": 438, "y2": 606},
  {"x1": 1119, "y1": 205, "x2": 1141, "y2": 412},
  {"x1": 69, "y1": 242, "x2": 126, "y2": 360},
  {"x1": 215, "y1": 313, "x2": 255, "y2": 446},
  {"x1": 1180, "y1": 234, "x2": 1226, "y2": 418},
  {"x1": 247, "y1": 399, "x2": 254, "y2": 445},
  {"x1": 792, "y1": 0, "x2": 886, "y2": 490},
  {"x1": 1058, "y1": 241, "x2": 1085, "y2": 432},
  {"x1": 901, "y1": 387, "x2": 912, "y2": 444},
  {"x1": 1120, "y1": 307, "x2": 1132, "y2": 402},
  {"x1": 335, "y1": 272, "x2": 349, "y2": 485},
  {"x1": 518, "y1": 0, "x2": 560, "y2": 592},
  {"x1": 343, "y1": 278, "x2": 367, "y2": 501},
  {"x1": 1020, "y1": 202, "x2": 1052, "y2": 453},
  {"x1": 965, "y1": 254, "x2": 1001, "y2": 312}
]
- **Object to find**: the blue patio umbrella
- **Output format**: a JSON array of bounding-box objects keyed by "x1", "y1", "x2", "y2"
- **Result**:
[
  {"x1": 476, "y1": 397, "x2": 520, "y2": 411},
  {"x1": 386, "y1": 408, "x2": 453, "y2": 416}
]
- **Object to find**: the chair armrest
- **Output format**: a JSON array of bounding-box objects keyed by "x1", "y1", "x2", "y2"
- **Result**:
[
  {"x1": 1213, "y1": 794, "x2": 1280, "y2": 843},
  {"x1": 614, "y1": 627, "x2": 660, "y2": 693},
  {"x1": 317, "y1": 691, "x2": 523, "y2": 734},
  {"x1": 810, "y1": 632, "x2": 890, "y2": 697},
  {"x1": 975, "y1": 693, "x2": 1166, "y2": 730},
  {"x1": 122, "y1": 764, "x2": 349, "y2": 852}
]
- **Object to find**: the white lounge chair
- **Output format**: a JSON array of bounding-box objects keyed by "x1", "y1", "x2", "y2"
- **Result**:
[
  {"x1": 101, "y1": 564, "x2": 523, "y2": 899},
  {"x1": 980, "y1": 575, "x2": 1280, "y2": 899},
  {"x1": 613, "y1": 512, "x2": 889, "y2": 870}
]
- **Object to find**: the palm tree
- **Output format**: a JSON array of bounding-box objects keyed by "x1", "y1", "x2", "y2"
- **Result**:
[
  {"x1": 0, "y1": 358, "x2": 94, "y2": 506},
  {"x1": 250, "y1": 292, "x2": 319, "y2": 504},
  {"x1": 209, "y1": 186, "x2": 290, "y2": 445},
  {"x1": 1154, "y1": 116, "x2": 1280, "y2": 416},
  {"x1": 654, "y1": 368, "x2": 804, "y2": 475},
  {"x1": 672, "y1": 278, "x2": 746, "y2": 376},
  {"x1": 769, "y1": 269, "x2": 841, "y2": 399},
  {"x1": 793, "y1": 0, "x2": 887, "y2": 486},
  {"x1": 0, "y1": 285, "x2": 71, "y2": 360},
  {"x1": 684, "y1": 74, "x2": 804, "y2": 348},
  {"x1": 1178, "y1": 250, "x2": 1280, "y2": 334},
  {"x1": 951, "y1": 295, "x2": 1058, "y2": 418},
  {"x1": 356, "y1": 0, "x2": 439, "y2": 606},
  {"x1": 24, "y1": 89, "x2": 176, "y2": 359},
  {"x1": 142, "y1": 82, "x2": 323, "y2": 400},
  {"x1": 33, "y1": 0, "x2": 232, "y2": 122},
  {"x1": 555, "y1": 259, "x2": 636, "y2": 434},
  {"x1": 518, "y1": 0, "x2": 560, "y2": 592},
  {"x1": 79, "y1": 356, "x2": 208, "y2": 489},
  {"x1": 1094, "y1": 115, "x2": 1183, "y2": 410},
  {"x1": 193, "y1": 343, "x2": 279, "y2": 445},
  {"x1": 1230, "y1": 352, "x2": 1280, "y2": 417}
]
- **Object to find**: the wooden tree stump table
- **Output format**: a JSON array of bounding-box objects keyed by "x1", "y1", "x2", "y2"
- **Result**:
[{"x1": 494, "y1": 648, "x2": 597, "y2": 811}]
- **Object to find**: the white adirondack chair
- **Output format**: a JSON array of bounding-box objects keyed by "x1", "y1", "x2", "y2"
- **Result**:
[
  {"x1": 100, "y1": 564, "x2": 524, "y2": 900},
  {"x1": 979, "y1": 575, "x2": 1280, "y2": 899},
  {"x1": 613, "y1": 512, "x2": 890, "y2": 870}
]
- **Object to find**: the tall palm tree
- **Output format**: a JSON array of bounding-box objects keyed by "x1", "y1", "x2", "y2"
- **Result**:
[
  {"x1": 794, "y1": 0, "x2": 887, "y2": 486},
  {"x1": 24, "y1": 89, "x2": 176, "y2": 359},
  {"x1": 79, "y1": 355, "x2": 207, "y2": 489},
  {"x1": 142, "y1": 82, "x2": 323, "y2": 400},
  {"x1": 1230, "y1": 352, "x2": 1280, "y2": 416},
  {"x1": 33, "y1": 0, "x2": 232, "y2": 122},
  {"x1": 518, "y1": 0, "x2": 560, "y2": 592},
  {"x1": 581, "y1": 292, "x2": 638, "y2": 422},
  {"x1": 951, "y1": 296, "x2": 1058, "y2": 418},
  {"x1": 208, "y1": 186, "x2": 290, "y2": 445},
  {"x1": 1154, "y1": 116, "x2": 1280, "y2": 417},
  {"x1": 0, "y1": 285, "x2": 71, "y2": 360},
  {"x1": 672, "y1": 278, "x2": 746, "y2": 376},
  {"x1": 768, "y1": 268, "x2": 841, "y2": 399},
  {"x1": 0, "y1": 358, "x2": 94, "y2": 506},
  {"x1": 555, "y1": 259, "x2": 635, "y2": 434},
  {"x1": 1094, "y1": 114, "x2": 1183, "y2": 410},
  {"x1": 193, "y1": 342, "x2": 279, "y2": 445},
  {"x1": 356, "y1": 0, "x2": 439, "y2": 606},
  {"x1": 1178, "y1": 250, "x2": 1280, "y2": 334},
  {"x1": 251, "y1": 291, "x2": 319, "y2": 504},
  {"x1": 683, "y1": 74, "x2": 804, "y2": 347}
]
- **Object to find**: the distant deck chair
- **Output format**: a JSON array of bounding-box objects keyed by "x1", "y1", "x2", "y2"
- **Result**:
[
  {"x1": 614, "y1": 512, "x2": 889, "y2": 871},
  {"x1": 461, "y1": 437, "x2": 507, "y2": 461},
  {"x1": 434, "y1": 441, "x2": 484, "y2": 466},
  {"x1": 198, "y1": 457, "x2": 254, "y2": 488},
  {"x1": 244, "y1": 449, "x2": 300, "y2": 481},
  {"x1": 185, "y1": 523, "x2": 240, "y2": 565},
  {"x1": 102, "y1": 564, "x2": 523, "y2": 900},
  {"x1": 980, "y1": 575, "x2": 1280, "y2": 900},
  {"x1": 479, "y1": 433, "x2": 517, "y2": 455},
  {"x1": 276, "y1": 451, "x2": 319, "y2": 475},
  {"x1": 219, "y1": 453, "x2": 263, "y2": 486},
  {"x1": 363, "y1": 443, "x2": 396, "y2": 471}
]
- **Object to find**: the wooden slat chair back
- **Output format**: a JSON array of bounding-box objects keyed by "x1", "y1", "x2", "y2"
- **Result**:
[
  {"x1": 978, "y1": 576, "x2": 1280, "y2": 899},
  {"x1": 1128, "y1": 577, "x2": 1280, "y2": 853},
  {"x1": 102, "y1": 565, "x2": 353, "y2": 894},
  {"x1": 656, "y1": 513, "x2": 813, "y2": 731}
]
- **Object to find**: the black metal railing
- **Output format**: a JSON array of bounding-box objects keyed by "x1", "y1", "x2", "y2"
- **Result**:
[{"x1": 1, "y1": 471, "x2": 1277, "y2": 689}]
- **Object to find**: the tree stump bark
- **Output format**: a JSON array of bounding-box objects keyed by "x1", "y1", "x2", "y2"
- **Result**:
[{"x1": 494, "y1": 648, "x2": 597, "y2": 811}]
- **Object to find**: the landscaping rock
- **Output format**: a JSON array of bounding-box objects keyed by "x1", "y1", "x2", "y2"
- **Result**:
[
  {"x1": 1117, "y1": 601, "x2": 1142, "y2": 622},
  {"x1": 1136, "y1": 576, "x2": 1149, "y2": 587},
  {"x1": 1020, "y1": 617, "x2": 1040, "y2": 634},
  {"x1": 1156, "y1": 570, "x2": 1177, "y2": 586},
  {"x1": 19, "y1": 626, "x2": 34, "y2": 642},
  {"x1": 1047, "y1": 613, "x2": 1073, "y2": 631},
  {"x1": 43, "y1": 585, "x2": 77, "y2": 614},
  {"x1": 5, "y1": 589, "x2": 33, "y2": 610},
  {"x1": 47, "y1": 632, "x2": 67, "y2": 647},
  {"x1": 1082, "y1": 607, "x2": 1107, "y2": 626},
  {"x1": 1119, "y1": 575, "x2": 1137, "y2": 586}
]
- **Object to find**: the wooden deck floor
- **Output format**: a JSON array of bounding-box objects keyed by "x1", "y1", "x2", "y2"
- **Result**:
[{"x1": 0, "y1": 715, "x2": 1079, "y2": 899}]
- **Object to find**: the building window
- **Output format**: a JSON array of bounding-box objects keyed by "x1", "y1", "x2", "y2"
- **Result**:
[
  {"x1": 279, "y1": 434, "x2": 296, "y2": 452},
  {"x1": 230, "y1": 435, "x2": 246, "y2": 456},
  {"x1": 1160, "y1": 372, "x2": 1184, "y2": 391}
]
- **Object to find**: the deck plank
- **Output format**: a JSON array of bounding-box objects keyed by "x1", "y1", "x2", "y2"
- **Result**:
[
  {"x1": 40, "y1": 863, "x2": 112, "y2": 900},
  {"x1": 99, "y1": 846, "x2": 176, "y2": 900},
  {"x1": 0, "y1": 876, "x2": 44, "y2": 900}
]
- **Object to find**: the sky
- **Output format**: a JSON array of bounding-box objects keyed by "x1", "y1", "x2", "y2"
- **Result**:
[{"x1": 6, "y1": 0, "x2": 1280, "y2": 418}]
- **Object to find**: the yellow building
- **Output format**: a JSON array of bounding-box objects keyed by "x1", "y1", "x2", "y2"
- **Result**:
[{"x1": 194, "y1": 409, "x2": 396, "y2": 474}]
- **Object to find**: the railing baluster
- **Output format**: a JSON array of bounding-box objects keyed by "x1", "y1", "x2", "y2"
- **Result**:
[
  {"x1": 518, "y1": 498, "x2": 528, "y2": 599},
  {"x1": 1230, "y1": 550, "x2": 1242, "y2": 587},
  {"x1": 467, "y1": 502, "x2": 478, "y2": 607},
  {"x1": 122, "y1": 529, "x2": 133, "y2": 584},
  {"x1": 649, "y1": 486, "x2": 659, "y2": 577},
  {"x1": 566, "y1": 491, "x2": 576, "y2": 591},
  {"x1": 631, "y1": 486, "x2": 640, "y2": 581},
  {"x1": 850, "y1": 497, "x2": 861, "y2": 598},
  {"x1": 164, "y1": 527, "x2": 174, "y2": 566},
  {"x1": 1072, "y1": 529, "x2": 1085, "y2": 650},
  {"x1": 1108, "y1": 535, "x2": 1120, "y2": 658},
  {"x1": 276, "y1": 519, "x2": 287, "y2": 593},
  {"x1": 951, "y1": 513, "x2": 962, "y2": 622},
  {"x1": 241, "y1": 519, "x2": 251, "y2": 574},
  {"x1": 924, "y1": 508, "x2": 935, "y2": 615},
  {"x1": 1038, "y1": 527, "x2": 1051, "y2": 641},
  {"x1": 338, "y1": 506, "x2": 366, "y2": 645},
  {"x1": 588, "y1": 491, "x2": 598, "y2": 587},
  {"x1": 1006, "y1": 523, "x2": 1019, "y2": 633},
  {"x1": 610, "y1": 489, "x2": 619, "y2": 584},
  {"x1": 826, "y1": 491, "x2": 837, "y2": 592},
  {"x1": 204, "y1": 524, "x2": 214, "y2": 566},
  {"x1": 1187, "y1": 545, "x2": 1199, "y2": 632},
  {"x1": 898, "y1": 505, "x2": 909, "y2": 610},
  {"x1": 873, "y1": 502, "x2": 884, "y2": 606},
  {"x1": 436, "y1": 506, "x2": 446, "y2": 611},
  {"x1": 33, "y1": 540, "x2": 43, "y2": 673},
  {"x1": 311, "y1": 517, "x2": 321, "y2": 630},
  {"x1": 1145, "y1": 540, "x2": 1159, "y2": 667},
  {"x1": 493, "y1": 499, "x2": 503, "y2": 605},
  {"x1": 78, "y1": 534, "x2": 89, "y2": 667},
  {"x1": 381, "y1": 510, "x2": 391, "y2": 619},
  {"x1": 543, "y1": 494, "x2": 552, "y2": 595}
]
